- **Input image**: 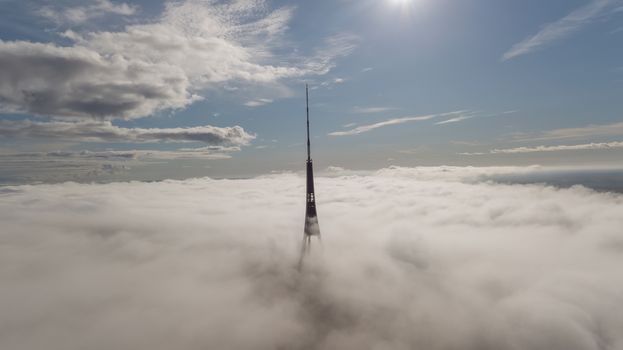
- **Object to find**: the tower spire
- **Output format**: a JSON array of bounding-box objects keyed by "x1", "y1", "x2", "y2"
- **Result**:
[
  {"x1": 303, "y1": 84, "x2": 320, "y2": 251},
  {"x1": 306, "y1": 84, "x2": 311, "y2": 161}
]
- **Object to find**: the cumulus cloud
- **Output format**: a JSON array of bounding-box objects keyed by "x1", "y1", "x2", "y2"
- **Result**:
[
  {"x1": 0, "y1": 39, "x2": 195, "y2": 120},
  {"x1": 0, "y1": 0, "x2": 358, "y2": 121},
  {"x1": 502, "y1": 0, "x2": 619, "y2": 61},
  {"x1": 328, "y1": 111, "x2": 467, "y2": 136},
  {"x1": 0, "y1": 120, "x2": 254, "y2": 146},
  {"x1": 1, "y1": 166, "x2": 623, "y2": 350}
]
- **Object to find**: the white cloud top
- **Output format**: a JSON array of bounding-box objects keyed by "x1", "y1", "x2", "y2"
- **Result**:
[{"x1": 1, "y1": 166, "x2": 622, "y2": 349}]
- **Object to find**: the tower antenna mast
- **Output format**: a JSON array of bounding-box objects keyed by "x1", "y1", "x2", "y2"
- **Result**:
[
  {"x1": 306, "y1": 84, "x2": 311, "y2": 161},
  {"x1": 303, "y1": 84, "x2": 320, "y2": 253}
]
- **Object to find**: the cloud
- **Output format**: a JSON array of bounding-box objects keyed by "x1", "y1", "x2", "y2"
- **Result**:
[
  {"x1": 0, "y1": 0, "x2": 358, "y2": 121},
  {"x1": 244, "y1": 98, "x2": 273, "y2": 107},
  {"x1": 352, "y1": 106, "x2": 398, "y2": 114},
  {"x1": 514, "y1": 121, "x2": 623, "y2": 141},
  {"x1": 329, "y1": 111, "x2": 466, "y2": 136},
  {"x1": 460, "y1": 141, "x2": 623, "y2": 155},
  {"x1": 502, "y1": 0, "x2": 617, "y2": 61},
  {"x1": 436, "y1": 110, "x2": 516, "y2": 126},
  {"x1": 0, "y1": 120, "x2": 254, "y2": 146},
  {"x1": 0, "y1": 39, "x2": 194, "y2": 120},
  {"x1": 0, "y1": 147, "x2": 237, "y2": 184},
  {"x1": 611, "y1": 26, "x2": 623, "y2": 34},
  {"x1": 317, "y1": 77, "x2": 348, "y2": 90},
  {"x1": 37, "y1": 0, "x2": 138, "y2": 25},
  {"x1": 303, "y1": 33, "x2": 359, "y2": 75},
  {"x1": 329, "y1": 114, "x2": 436, "y2": 136},
  {"x1": 435, "y1": 115, "x2": 474, "y2": 125},
  {"x1": 1, "y1": 166, "x2": 623, "y2": 349},
  {"x1": 1, "y1": 148, "x2": 237, "y2": 160},
  {"x1": 397, "y1": 146, "x2": 429, "y2": 154},
  {"x1": 491, "y1": 141, "x2": 623, "y2": 154}
]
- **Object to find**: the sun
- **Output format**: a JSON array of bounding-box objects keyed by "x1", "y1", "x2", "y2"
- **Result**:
[{"x1": 387, "y1": 0, "x2": 418, "y2": 10}]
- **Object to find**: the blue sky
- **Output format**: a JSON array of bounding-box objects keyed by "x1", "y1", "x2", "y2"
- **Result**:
[{"x1": 0, "y1": 0, "x2": 622, "y2": 183}]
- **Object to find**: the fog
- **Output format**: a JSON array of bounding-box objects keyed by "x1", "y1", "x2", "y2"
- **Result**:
[{"x1": 1, "y1": 167, "x2": 623, "y2": 350}]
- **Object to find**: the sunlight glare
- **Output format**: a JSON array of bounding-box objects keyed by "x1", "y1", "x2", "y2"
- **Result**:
[{"x1": 387, "y1": 0, "x2": 420, "y2": 13}]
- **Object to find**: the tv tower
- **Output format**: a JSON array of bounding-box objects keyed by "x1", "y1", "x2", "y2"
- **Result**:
[{"x1": 303, "y1": 84, "x2": 320, "y2": 251}]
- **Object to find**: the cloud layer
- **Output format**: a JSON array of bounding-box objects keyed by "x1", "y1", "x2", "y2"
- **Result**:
[
  {"x1": 0, "y1": 120, "x2": 254, "y2": 146},
  {"x1": 1, "y1": 166, "x2": 623, "y2": 349}
]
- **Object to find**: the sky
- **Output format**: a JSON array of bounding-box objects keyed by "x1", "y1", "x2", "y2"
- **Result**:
[
  {"x1": 2, "y1": 3, "x2": 623, "y2": 348},
  {"x1": 0, "y1": 0, "x2": 622, "y2": 183},
  {"x1": 2, "y1": 167, "x2": 623, "y2": 349}
]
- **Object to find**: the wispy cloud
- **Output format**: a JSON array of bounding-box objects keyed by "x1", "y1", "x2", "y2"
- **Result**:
[
  {"x1": 329, "y1": 111, "x2": 465, "y2": 136},
  {"x1": 303, "y1": 33, "x2": 360, "y2": 75},
  {"x1": 37, "y1": 0, "x2": 138, "y2": 25},
  {"x1": 435, "y1": 115, "x2": 474, "y2": 125},
  {"x1": 514, "y1": 121, "x2": 623, "y2": 141},
  {"x1": 460, "y1": 141, "x2": 623, "y2": 155},
  {"x1": 244, "y1": 99, "x2": 273, "y2": 107},
  {"x1": 610, "y1": 26, "x2": 623, "y2": 34},
  {"x1": 352, "y1": 106, "x2": 398, "y2": 114},
  {"x1": 502, "y1": 0, "x2": 616, "y2": 61},
  {"x1": 317, "y1": 77, "x2": 347, "y2": 89},
  {"x1": 435, "y1": 110, "x2": 516, "y2": 125},
  {"x1": 492, "y1": 141, "x2": 623, "y2": 153}
]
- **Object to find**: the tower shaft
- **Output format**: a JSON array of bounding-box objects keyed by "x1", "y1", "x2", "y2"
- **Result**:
[{"x1": 304, "y1": 84, "x2": 320, "y2": 238}]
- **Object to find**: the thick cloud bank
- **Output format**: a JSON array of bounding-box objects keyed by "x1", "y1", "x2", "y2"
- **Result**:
[{"x1": 1, "y1": 167, "x2": 623, "y2": 350}]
